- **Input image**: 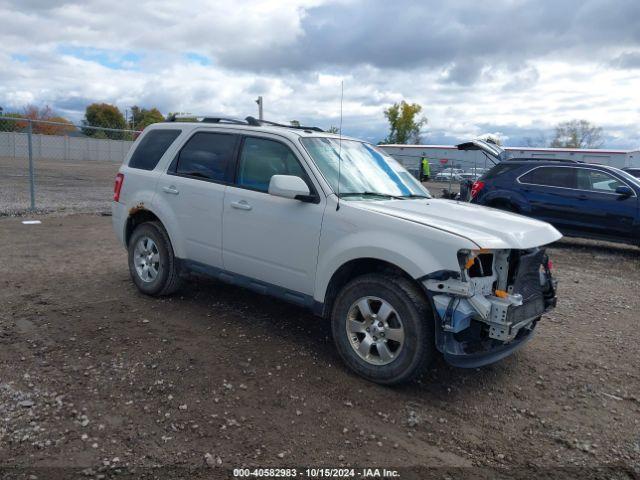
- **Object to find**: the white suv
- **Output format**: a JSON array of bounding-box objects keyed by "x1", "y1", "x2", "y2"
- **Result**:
[{"x1": 112, "y1": 116, "x2": 561, "y2": 384}]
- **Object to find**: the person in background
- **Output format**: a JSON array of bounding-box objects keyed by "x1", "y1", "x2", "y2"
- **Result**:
[{"x1": 420, "y1": 157, "x2": 430, "y2": 182}]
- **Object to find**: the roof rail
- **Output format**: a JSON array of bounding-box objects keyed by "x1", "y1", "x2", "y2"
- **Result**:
[
  {"x1": 245, "y1": 116, "x2": 324, "y2": 132},
  {"x1": 165, "y1": 113, "x2": 324, "y2": 132},
  {"x1": 507, "y1": 157, "x2": 582, "y2": 163},
  {"x1": 166, "y1": 114, "x2": 247, "y2": 124}
]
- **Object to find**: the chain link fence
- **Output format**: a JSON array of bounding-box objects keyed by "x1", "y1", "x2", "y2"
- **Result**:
[{"x1": 0, "y1": 117, "x2": 140, "y2": 215}]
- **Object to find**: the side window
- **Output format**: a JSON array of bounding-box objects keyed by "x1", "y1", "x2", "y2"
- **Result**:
[
  {"x1": 481, "y1": 163, "x2": 523, "y2": 180},
  {"x1": 520, "y1": 167, "x2": 577, "y2": 189},
  {"x1": 237, "y1": 137, "x2": 306, "y2": 192},
  {"x1": 176, "y1": 132, "x2": 237, "y2": 182},
  {"x1": 128, "y1": 129, "x2": 181, "y2": 170},
  {"x1": 576, "y1": 169, "x2": 624, "y2": 193}
]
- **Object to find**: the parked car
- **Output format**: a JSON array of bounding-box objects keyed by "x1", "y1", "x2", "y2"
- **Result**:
[
  {"x1": 434, "y1": 171, "x2": 463, "y2": 182},
  {"x1": 460, "y1": 172, "x2": 480, "y2": 181},
  {"x1": 112, "y1": 117, "x2": 560, "y2": 384},
  {"x1": 623, "y1": 167, "x2": 640, "y2": 179},
  {"x1": 471, "y1": 159, "x2": 640, "y2": 245}
]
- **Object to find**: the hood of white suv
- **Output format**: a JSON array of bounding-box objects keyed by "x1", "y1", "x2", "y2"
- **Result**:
[{"x1": 351, "y1": 198, "x2": 562, "y2": 249}]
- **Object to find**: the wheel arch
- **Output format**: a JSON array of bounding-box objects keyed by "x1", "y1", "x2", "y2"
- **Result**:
[
  {"x1": 317, "y1": 257, "x2": 429, "y2": 319},
  {"x1": 124, "y1": 206, "x2": 183, "y2": 257},
  {"x1": 483, "y1": 189, "x2": 530, "y2": 213}
]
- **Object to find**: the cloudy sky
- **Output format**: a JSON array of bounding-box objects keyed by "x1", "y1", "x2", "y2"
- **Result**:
[{"x1": 1, "y1": 0, "x2": 639, "y2": 147}]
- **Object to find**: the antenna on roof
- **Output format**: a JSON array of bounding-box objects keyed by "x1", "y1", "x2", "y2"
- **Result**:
[{"x1": 336, "y1": 80, "x2": 344, "y2": 211}]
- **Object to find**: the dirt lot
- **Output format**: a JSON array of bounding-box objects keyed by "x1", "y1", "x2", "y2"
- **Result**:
[
  {"x1": 0, "y1": 157, "x2": 118, "y2": 215},
  {"x1": 1, "y1": 214, "x2": 639, "y2": 479}
]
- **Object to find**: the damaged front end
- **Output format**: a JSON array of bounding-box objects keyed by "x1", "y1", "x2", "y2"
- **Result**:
[{"x1": 423, "y1": 248, "x2": 557, "y2": 368}]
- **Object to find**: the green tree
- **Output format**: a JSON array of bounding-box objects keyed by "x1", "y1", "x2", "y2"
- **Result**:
[
  {"x1": 550, "y1": 120, "x2": 603, "y2": 148},
  {"x1": 382, "y1": 101, "x2": 427, "y2": 144},
  {"x1": 131, "y1": 106, "x2": 165, "y2": 131},
  {"x1": 82, "y1": 103, "x2": 127, "y2": 139},
  {"x1": 0, "y1": 112, "x2": 25, "y2": 132},
  {"x1": 326, "y1": 126, "x2": 340, "y2": 134}
]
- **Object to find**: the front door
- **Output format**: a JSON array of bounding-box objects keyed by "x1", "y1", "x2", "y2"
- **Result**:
[
  {"x1": 518, "y1": 165, "x2": 580, "y2": 232},
  {"x1": 222, "y1": 135, "x2": 325, "y2": 297},
  {"x1": 573, "y1": 168, "x2": 637, "y2": 240}
]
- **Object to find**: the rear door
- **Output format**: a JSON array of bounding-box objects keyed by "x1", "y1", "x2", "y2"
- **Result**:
[
  {"x1": 573, "y1": 168, "x2": 637, "y2": 239},
  {"x1": 222, "y1": 135, "x2": 325, "y2": 298},
  {"x1": 159, "y1": 130, "x2": 240, "y2": 267},
  {"x1": 517, "y1": 166, "x2": 580, "y2": 232}
]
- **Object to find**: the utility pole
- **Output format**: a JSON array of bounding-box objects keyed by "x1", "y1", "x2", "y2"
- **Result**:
[{"x1": 255, "y1": 96, "x2": 263, "y2": 120}]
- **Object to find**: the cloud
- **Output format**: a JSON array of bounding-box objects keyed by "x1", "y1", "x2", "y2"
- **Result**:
[
  {"x1": 610, "y1": 51, "x2": 640, "y2": 69},
  {"x1": 0, "y1": 0, "x2": 638, "y2": 148}
]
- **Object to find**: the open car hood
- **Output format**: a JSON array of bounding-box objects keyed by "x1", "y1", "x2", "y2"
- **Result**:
[{"x1": 456, "y1": 139, "x2": 507, "y2": 164}]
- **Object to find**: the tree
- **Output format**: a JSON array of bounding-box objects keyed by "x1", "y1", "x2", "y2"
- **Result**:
[
  {"x1": 83, "y1": 103, "x2": 127, "y2": 139},
  {"x1": 0, "y1": 112, "x2": 25, "y2": 132},
  {"x1": 290, "y1": 120, "x2": 300, "y2": 127},
  {"x1": 550, "y1": 120, "x2": 603, "y2": 149},
  {"x1": 131, "y1": 106, "x2": 165, "y2": 131},
  {"x1": 326, "y1": 126, "x2": 340, "y2": 134},
  {"x1": 382, "y1": 101, "x2": 427, "y2": 144},
  {"x1": 1, "y1": 105, "x2": 75, "y2": 135}
]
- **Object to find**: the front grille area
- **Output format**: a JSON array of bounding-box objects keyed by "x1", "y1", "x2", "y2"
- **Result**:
[
  {"x1": 510, "y1": 249, "x2": 545, "y2": 304},
  {"x1": 508, "y1": 248, "x2": 547, "y2": 323}
]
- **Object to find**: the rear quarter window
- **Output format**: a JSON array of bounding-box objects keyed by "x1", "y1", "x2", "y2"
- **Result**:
[
  {"x1": 519, "y1": 166, "x2": 577, "y2": 188},
  {"x1": 480, "y1": 163, "x2": 523, "y2": 181},
  {"x1": 128, "y1": 129, "x2": 181, "y2": 170}
]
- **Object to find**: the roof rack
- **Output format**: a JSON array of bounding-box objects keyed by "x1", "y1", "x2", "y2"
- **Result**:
[
  {"x1": 166, "y1": 114, "x2": 247, "y2": 124},
  {"x1": 507, "y1": 157, "x2": 582, "y2": 163},
  {"x1": 165, "y1": 114, "x2": 324, "y2": 132},
  {"x1": 245, "y1": 116, "x2": 324, "y2": 132}
]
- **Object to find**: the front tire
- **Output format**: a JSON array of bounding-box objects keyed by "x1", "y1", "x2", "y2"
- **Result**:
[
  {"x1": 127, "y1": 221, "x2": 182, "y2": 296},
  {"x1": 331, "y1": 273, "x2": 435, "y2": 385}
]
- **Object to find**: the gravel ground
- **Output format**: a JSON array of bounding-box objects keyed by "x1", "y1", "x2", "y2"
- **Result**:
[
  {"x1": 0, "y1": 157, "x2": 118, "y2": 216},
  {"x1": 1, "y1": 214, "x2": 639, "y2": 479}
]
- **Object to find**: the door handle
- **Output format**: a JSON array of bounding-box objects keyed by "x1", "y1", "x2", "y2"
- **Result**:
[
  {"x1": 230, "y1": 200, "x2": 252, "y2": 211},
  {"x1": 162, "y1": 186, "x2": 179, "y2": 195},
  {"x1": 577, "y1": 194, "x2": 588, "y2": 200}
]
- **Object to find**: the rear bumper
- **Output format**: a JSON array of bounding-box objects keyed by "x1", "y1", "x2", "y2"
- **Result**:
[{"x1": 111, "y1": 201, "x2": 128, "y2": 247}]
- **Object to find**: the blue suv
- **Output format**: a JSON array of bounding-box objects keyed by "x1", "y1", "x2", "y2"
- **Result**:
[{"x1": 470, "y1": 159, "x2": 640, "y2": 245}]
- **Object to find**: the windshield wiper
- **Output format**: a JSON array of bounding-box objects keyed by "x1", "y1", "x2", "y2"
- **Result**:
[
  {"x1": 339, "y1": 192, "x2": 403, "y2": 200},
  {"x1": 396, "y1": 194, "x2": 430, "y2": 199}
]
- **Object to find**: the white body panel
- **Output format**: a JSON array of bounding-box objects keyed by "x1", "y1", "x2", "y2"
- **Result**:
[
  {"x1": 222, "y1": 185, "x2": 324, "y2": 295},
  {"x1": 113, "y1": 121, "x2": 562, "y2": 308},
  {"x1": 158, "y1": 175, "x2": 226, "y2": 267}
]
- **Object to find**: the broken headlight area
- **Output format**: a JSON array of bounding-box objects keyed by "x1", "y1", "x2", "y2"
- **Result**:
[{"x1": 424, "y1": 248, "x2": 557, "y2": 362}]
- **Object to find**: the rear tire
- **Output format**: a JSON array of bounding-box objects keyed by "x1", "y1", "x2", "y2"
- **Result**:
[
  {"x1": 127, "y1": 221, "x2": 182, "y2": 296},
  {"x1": 331, "y1": 273, "x2": 435, "y2": 385}
]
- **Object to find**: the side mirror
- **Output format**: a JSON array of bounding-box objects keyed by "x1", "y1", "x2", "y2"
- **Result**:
[
  {"x1": 268, "y1": 175, "x2": 314, "y2": 201},
  {"x1": 615, "y1": 185, "x2": 633, "y2": 197}
]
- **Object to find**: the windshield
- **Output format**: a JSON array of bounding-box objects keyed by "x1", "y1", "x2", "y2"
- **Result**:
[
  {"x1": 300, "y1": 137, "x2": 431, "y2": 199},
  {"x1": 611, "y1": 166, "x2": 640, "y2": 188}
]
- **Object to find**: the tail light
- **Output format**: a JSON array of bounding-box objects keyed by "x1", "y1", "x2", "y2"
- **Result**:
[
  {"x1": 113, "y1": 173, "x2": 124, "y2": 202},
  {"x1": 470, "y1": 180, "x2": 485, "y2": 199}
]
